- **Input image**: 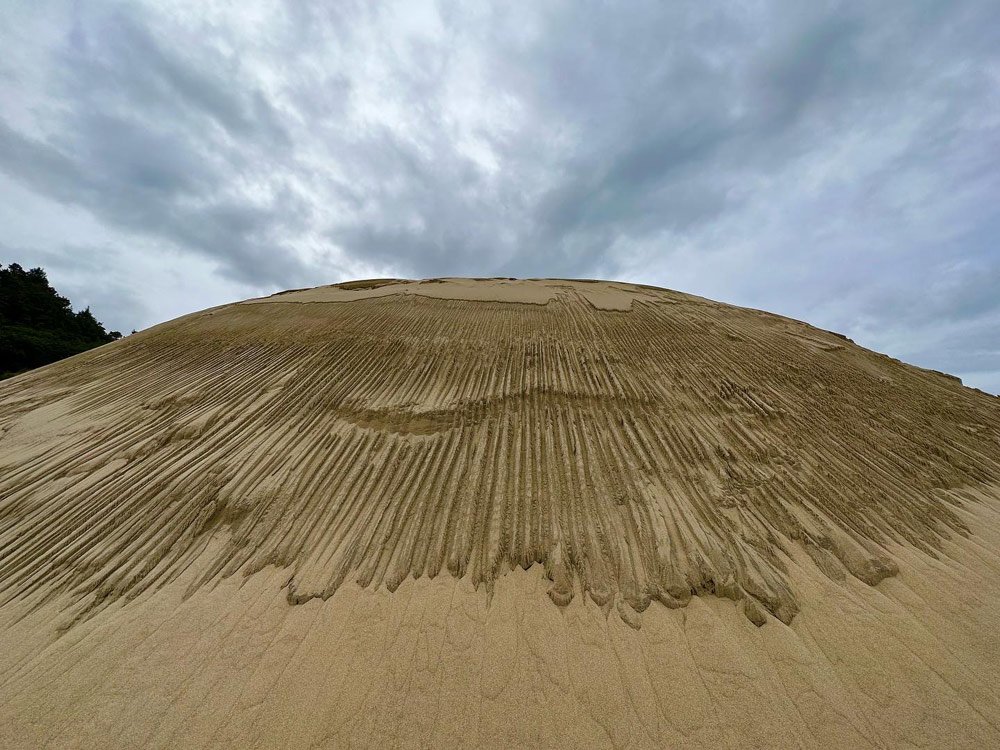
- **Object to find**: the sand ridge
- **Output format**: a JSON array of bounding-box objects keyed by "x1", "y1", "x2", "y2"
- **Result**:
[{"x1": 1, "y1": 278, "x2": 998, "y2": 635}]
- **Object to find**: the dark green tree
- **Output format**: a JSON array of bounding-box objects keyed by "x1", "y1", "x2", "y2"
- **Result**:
[{"x1": 0, "y1": 263, "x2": 124, "y2": 378}]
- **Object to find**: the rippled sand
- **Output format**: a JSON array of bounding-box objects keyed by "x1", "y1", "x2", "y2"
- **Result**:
[{"x1": 2, "y1": 278, "x2": 999, "y2": 748}]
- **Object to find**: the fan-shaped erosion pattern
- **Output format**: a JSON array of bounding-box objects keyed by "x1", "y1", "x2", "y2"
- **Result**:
[{"x1": 2, "y1": 278, "x2": 999, "y2": 636}]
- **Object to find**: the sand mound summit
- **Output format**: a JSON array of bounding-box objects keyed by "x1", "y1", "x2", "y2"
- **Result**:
[{"x1": 2, "y1": 278, "x2": 1000, "y2": 748}]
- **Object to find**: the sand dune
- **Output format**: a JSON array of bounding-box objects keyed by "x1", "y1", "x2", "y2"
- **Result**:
[{"x1": 1, "y1": 277, "x2": 999, "y2": 748}]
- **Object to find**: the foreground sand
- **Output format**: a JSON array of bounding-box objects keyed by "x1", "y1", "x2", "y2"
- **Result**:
[
  {"x1": 2, "y1": 278, "x2": 1000, "y2": 748},
  {"x1": 3, "y1": 493, "x2": 1000, "y2": 748}
]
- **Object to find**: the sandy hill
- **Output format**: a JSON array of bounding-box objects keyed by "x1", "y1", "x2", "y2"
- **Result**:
[{"x1": 1, "y1": 277, "x2": 1000, "y2": 748}]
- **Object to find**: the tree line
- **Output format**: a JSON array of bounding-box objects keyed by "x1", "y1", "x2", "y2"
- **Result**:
[{"x1": 1, "y1": 263, "x2": 123, "y2": 379}]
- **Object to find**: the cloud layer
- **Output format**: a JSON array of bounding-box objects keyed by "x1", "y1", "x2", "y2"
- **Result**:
[{"x1": 1, "y1": 1, "x2": 999, "y2": 391}]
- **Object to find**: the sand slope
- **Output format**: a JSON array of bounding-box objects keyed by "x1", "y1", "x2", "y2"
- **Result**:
[{"x1": 1, "y1": 278, "x2": 999, "y2": 748}]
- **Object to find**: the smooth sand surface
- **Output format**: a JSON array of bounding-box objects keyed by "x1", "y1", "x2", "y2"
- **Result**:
[{"x1": 2, "y1": 278, "x2": 1000, "y2": 748}]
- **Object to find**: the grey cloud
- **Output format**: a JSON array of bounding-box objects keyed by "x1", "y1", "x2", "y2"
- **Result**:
[
  {"x1": 0, "y1": 0, "x2": 998, "y2": 390},
  {"x1": 757, "y1": 14, "x2": 866, "y2": 127},
  {"x1": 62, "y1": 9, "x2": 289, "y2": 148},
  {"x1": 1, "y1": 241, "x2": 149, "y2": 333},
  {"x1": 2, "y1": 5, "x2": 306, "y2": 289},
  {"x1": 0, "y1": 119, "x2": 309, "y2": 289}
]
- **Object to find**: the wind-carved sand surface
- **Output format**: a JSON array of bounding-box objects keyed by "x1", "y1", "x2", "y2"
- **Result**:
[{"x1": 2, "y1": 277, "x2": 1000, "y2": 748}]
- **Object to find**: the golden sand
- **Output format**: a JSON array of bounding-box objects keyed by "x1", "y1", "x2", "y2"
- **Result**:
[{"x1": 1, "y1": 278, "x2": 999, "y2": 748}]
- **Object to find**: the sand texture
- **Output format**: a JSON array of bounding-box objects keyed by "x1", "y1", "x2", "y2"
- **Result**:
[{"x1": 2, "y1": 277, "x2": 1000, "y2": 748}]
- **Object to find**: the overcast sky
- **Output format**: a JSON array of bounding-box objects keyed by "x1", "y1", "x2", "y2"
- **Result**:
[{"x1": 1, "y1": 1, "x2": 999, "y2": 392}]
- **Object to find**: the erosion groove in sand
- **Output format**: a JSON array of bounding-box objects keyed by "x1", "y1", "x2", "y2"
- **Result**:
[{"x1": 1, "y1": 278, "x2": 999, "y2": 630}]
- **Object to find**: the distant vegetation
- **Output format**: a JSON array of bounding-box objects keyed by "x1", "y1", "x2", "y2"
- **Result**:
[{"x1": 1, "y1": 263, "x2": 122, "y2": 379}]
